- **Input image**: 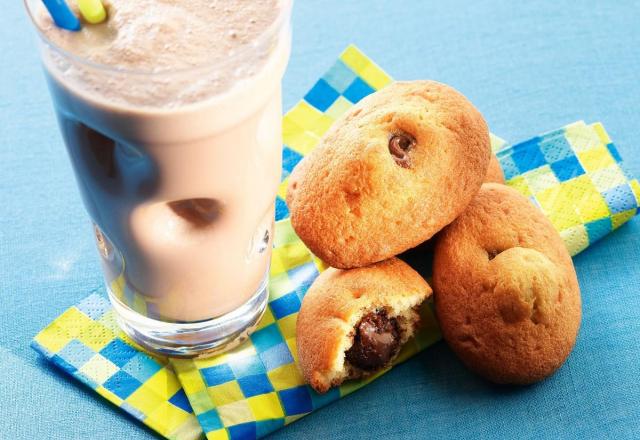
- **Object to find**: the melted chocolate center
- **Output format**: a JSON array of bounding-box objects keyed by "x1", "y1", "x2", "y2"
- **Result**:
[
  {"x1": 345, "y1": 309, "x2": 401, "y2": 371},
  {"x1": 388, "y1": 134, "x2": 414, "y2": 168}
]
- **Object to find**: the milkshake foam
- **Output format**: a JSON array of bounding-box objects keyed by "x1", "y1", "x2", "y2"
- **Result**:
[{"x1": 34, "y1": 0, "x2": 285, "y2": 107}]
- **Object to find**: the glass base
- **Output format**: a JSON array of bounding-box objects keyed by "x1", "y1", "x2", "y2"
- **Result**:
[{"x1": 108, "y1": 273, "x2": 269, "y2": 358}]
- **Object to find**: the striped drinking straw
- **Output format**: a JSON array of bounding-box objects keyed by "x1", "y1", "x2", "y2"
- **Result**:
[{"x1": 41, "y1": 0, "x2": 106, "y2": 31}]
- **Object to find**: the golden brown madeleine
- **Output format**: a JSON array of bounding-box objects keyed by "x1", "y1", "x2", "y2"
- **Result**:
[
  {"x1": 296, "y1": 258, "x2": 432, "y2": 393},
  {"x1": 433, "y1": 184, "x2": 581, "y2": 384},
  {"x1": 485, "y1": 154, "x2": 505, "y2": 184},
  {"x1": 287, "y1": 80, "x2": 491, "y2": 269}
]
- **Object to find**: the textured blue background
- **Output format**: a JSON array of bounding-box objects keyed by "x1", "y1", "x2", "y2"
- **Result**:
[{"x1": 1, "y1": 1, "x2": 639, "y2": 439}]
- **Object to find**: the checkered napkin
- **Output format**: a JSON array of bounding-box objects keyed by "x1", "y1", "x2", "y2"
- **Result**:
[
  {"x1": 497, "y1": 121, "x2": 640, "y2": 256},
  {"x1": 31, "y1": 294, "x2": 204, "y2": 440},
  {"x1": 31, "y1": 45, "x2": 640, "y2": 440}
]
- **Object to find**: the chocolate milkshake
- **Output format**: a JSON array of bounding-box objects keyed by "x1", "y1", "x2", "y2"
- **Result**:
[{"x1": 26, "y1": 0, "x2": 292, "y2": 355}]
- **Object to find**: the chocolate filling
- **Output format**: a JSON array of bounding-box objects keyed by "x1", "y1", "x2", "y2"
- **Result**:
[
  {"x1": 345, "y1": 309, "x2": 401, "y2": 371},
  {"x1": 388, "y1": 134, "x2": 415, "y2": 168}
]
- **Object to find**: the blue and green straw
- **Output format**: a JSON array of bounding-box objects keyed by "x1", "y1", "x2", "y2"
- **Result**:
[{"x1": 41, "y1": 0, "x2": 106, "y2": 31}]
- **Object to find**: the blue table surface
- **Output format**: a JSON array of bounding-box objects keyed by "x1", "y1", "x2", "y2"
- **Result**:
[{"x1": 2, "y1": 1, "x2": 640, "y2": 439}]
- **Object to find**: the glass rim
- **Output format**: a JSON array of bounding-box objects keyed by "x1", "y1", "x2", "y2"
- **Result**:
[{"x1": 23, "y1": 0, "x2": 293, "y2": 77}]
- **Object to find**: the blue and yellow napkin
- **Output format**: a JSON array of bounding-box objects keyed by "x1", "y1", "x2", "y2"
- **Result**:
[
  {"x1": 32, "y1": 45, "x2": 639, "y2": 440},
  {"x1": 31, "y1": 294, "x2": 202, "y2": 439},
  {"x1": 496, "y1": 120, "x2": 639, "y2": 256}
]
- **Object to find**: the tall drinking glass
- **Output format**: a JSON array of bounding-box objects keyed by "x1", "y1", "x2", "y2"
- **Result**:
[{"x1": 25, "y1": 0, "x2": 292, "y2": 356}]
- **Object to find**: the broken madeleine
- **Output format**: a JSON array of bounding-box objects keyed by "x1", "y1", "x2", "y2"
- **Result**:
[{"x1": 296, "y1": 258, "x2": 431, "y2": 393}]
